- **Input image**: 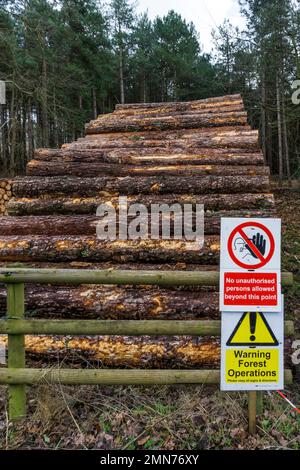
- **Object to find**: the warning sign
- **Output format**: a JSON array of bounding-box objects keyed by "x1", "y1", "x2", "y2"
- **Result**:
[
  {"x1": 221, "y1": 303, "x2": 284, "y2": 391},
  {"x1": 227, "y1": 221, "x2": 275, "y2": 270},
  {"x1": 226, "y1": 312, "x2": 278, "y2": 346},
  {"x1": 225, "y1": 349, "x2": 279, "y2": 385},
  {"x1": 220, "y1": 218, "x2": 281, "y2": 312},
  {"x1": 223, "y1": 272, "x2": 279, "y2": 307}
]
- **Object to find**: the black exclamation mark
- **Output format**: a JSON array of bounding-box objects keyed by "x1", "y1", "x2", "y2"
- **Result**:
[{"x1": 250, "y1": 312, "x2": 257, "y2": 342}]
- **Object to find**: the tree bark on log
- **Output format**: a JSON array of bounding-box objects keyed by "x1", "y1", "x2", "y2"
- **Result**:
[
  {"x1": 8, "y1": 194, "x2": 275, "y2": 216},
  {"x1": 85, "y1": 111, "x2": 248, "y2": 134},
  {"x1": 12, "y1": 175, "x2": 270, "y2": 197},
  {"x1": 65, "y1": 127, "x2": 258, "y2": 151},
  {"x1": 0, "y1": 210, "x2": 276, "y2": 236},
  {"x1": 0, "y1": 285, "x2": 219, "y2": 319},
  {"x1": 115, "y1": 94, "x2": 242, "y2": 111},
  {"x1": 0, "y1": 236, "x2": 220, "y2": 263},
  {"x1": 112, "y1": 103, "x2": 245, "y2": 118},
  {"x1": 0, "y1": 335, "x2": 221, "y2": 368},
  {"x1": 26, "y1": 161, "x2": 270, "y2": 177},
  {"x1": 34, "y1": 147, "x2": 264, "y2": 166}
]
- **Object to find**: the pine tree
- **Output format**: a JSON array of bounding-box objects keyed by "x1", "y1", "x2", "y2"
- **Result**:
[
  {"x1": 130, "y1": 13, "x2": 154, "y2": 103},
  {"x1": 109, "y1": 0, "x2": 135, "y2": 104}
]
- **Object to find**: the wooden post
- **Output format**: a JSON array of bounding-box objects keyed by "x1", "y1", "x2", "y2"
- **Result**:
[
  {"x1": 256, "y1": 391, "x2": 264, "y2": 415},
  {"x1": 7, "y1": 283, "x2": 26, "y2": 420},
  {"x1": 248, "y1": 391, "x2": 257, "y2": 434}
]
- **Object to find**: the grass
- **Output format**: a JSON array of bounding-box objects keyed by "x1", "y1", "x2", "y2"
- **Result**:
[{"x1": 0, "y1": 382, "x2": 299, "y2": 450}]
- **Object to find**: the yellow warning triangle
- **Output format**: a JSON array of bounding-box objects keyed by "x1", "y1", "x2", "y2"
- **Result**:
[{"x1": 226, "y1": 312, "x2": 278, "y2": 347}]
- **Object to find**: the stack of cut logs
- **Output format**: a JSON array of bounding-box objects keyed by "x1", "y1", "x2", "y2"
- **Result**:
[
  {"x1": 0, "y1": 94, "x2": 276, "y2": 368},
  {"x1": 0, "y1": 179, "x2": 13, "y2": 216}
]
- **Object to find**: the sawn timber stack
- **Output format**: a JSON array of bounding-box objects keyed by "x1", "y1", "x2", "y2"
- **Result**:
[{"x1": 1, "y1": 94, "x2": 276, "y2": 368}]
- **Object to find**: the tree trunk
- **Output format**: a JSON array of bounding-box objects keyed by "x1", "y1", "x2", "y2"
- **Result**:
[
  {"x1": 114, "y1": 103, "x2": 244, "y2": 119},
  {"x1": 142, "y1": 70, "x2": 147, "y2": 103},
  {"x1": 115, "y1": 93, "x2": 242, "y2": 111},
  {"x1": 267, "y1": 118, "x2": 273, "y2": 173},
  {"x1": 282, "y1": 97, "x2": 291, "y2": 183},
  {"x1": 119, "y1": 31, "x2": 125, "y2": 105},
  {"x1": 0, "y1": 284, "x2": 219, "y2": 320},
  {"x1": 0, "y1": 335, "x2": 220, "y2": 368},
  {"x1": 0, "y1": 104, "x2": 8, "y2": 174},
  {"x1": 0, "y1": 235, "x2": 220, "y2": 264},
  {"x1": 34, "y1": 147, "x2": 264, "y2": 167},
  {"x1": 92, "y1": 87, "x2": 97, "y2": 119},
  {"x1": 67, "y1": 128, "x2": 258, "y2": 151},
  {"x1": 26, "y1": 161, "x2": 269, "y2": 177},
  {"x1": 8, "y1": 193, "x2": 275, "y2": 216},
  {"x1": 9, "y1": 82, "x2": 16, "y2": 174},
  {"x1": 0, "y1": 210, "x2": 276, "y2": 236},
  {"x1": 27, "y1": 97, "x2": 33, "y2": 163},
  {"x1": 85, "y1": 111, "x2": 248, "y2": 134},
  {"x1": 261, "y1": 67, "x2": 267, "y2": 164},
  {"x1": 53, "y1": 89, "x2": 59, "y2": 148},
  {"x1": 41, "y1": 56, "x2": 49, "y2": 147},
  {"x1": 276, "y1": 71, "x2": 284, "y2": 182},
  {"x1": 12, "y1": 175, "x2": 270, "y2": 197}
]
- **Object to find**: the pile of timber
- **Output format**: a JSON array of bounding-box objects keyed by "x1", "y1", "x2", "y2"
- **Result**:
[
  {"x1": 0, "y1": 94, "x2": 276, "y2": 368},
  {"x1": 0, "y1": 179, "x2": 13, "y2": 216}
]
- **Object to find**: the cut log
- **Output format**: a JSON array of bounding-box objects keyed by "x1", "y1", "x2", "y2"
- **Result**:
[
  {"x1": 0, "y1": 335, "x2": 221, "y2": 368},
  {"x1": 26, "y1": 161, "x2": 270, "y2": 177},
  {"x1": 0, "y1": 236, "x2": 220, "y2": 263},
  {"x1": 113, "y1": 103, "x2": 244, "y2": 118},
  {"x1": 0, "y1": 284, "x2": 219, "y2": 319},
  {"x1": 65, "y1": 127, "x2": 258, "y2": 151},
  {"x1": 34, "y1": 147, "x2": 264, "y2": 166},
  {"x1": 115, "y1": 94, "x2": 242, "y2": 111},
  {"x1": 8, "y1": 194, "x2": 275, "y2": 216},
  {"x1": 12, "y1": 175, "x2": 270, "y2": 197},
  {"x1": 85, "y1": 111, "x2": 248, "y2": 134},
  {"x1": 0, "y1": 210, "x2": 276, "y2": 236}
]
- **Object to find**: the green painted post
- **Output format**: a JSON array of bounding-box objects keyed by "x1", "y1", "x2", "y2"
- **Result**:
[{"x1": 7, "y1": 283, "x2": 26, "y2": 420}]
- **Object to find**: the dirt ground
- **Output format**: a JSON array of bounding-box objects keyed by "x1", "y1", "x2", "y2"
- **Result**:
[{"x1": 0, "y1": 188, "x2": 299, "y2": 450}]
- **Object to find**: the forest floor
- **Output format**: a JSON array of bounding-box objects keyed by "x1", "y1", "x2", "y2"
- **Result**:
[{"x1": 0, "y1": 188, "x2": 299, "y2": 451}]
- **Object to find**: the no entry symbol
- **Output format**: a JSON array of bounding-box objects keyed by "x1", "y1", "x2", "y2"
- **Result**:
[{"x1": 227, "y1": 222, "x2": 275, "y2": 270}]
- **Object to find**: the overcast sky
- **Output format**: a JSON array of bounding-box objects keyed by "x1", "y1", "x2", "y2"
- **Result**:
[{"x1": 136, "y1": 0, "x2": 246, "y2": 53}]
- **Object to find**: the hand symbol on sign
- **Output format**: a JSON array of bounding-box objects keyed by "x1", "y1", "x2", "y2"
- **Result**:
[{"x1": 245, "y1": 233, "x2": 266, "y2": 259}]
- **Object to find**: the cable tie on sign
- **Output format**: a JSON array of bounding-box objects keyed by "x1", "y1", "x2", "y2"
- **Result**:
[{"x1": 276, "y1": 390, "x2": 300, "y2": 415}]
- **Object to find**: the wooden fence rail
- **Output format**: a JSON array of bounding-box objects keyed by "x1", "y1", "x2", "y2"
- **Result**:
[
  {"x1": 0, "y1": 268, "x2": 295, "y2": 435},
  {"x1": 0, "y1": 319, "x2": 295, "y2": 336},
  {"x1": 0, "y1": 268, "x2": 294, "y2": 286}
]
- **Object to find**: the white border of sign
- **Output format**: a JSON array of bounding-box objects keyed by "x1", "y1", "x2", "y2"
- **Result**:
[
  {"x1": 220, "y1": 218, "x2": 281, "y2": 313},
  {"x1": 220, "y1": 298, "x2": 284, "y2": 392}
]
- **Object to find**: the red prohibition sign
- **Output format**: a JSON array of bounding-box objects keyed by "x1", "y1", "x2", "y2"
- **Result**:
[{"x1": 227, "y1": 222, "x2": 275, "y2": 270}]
